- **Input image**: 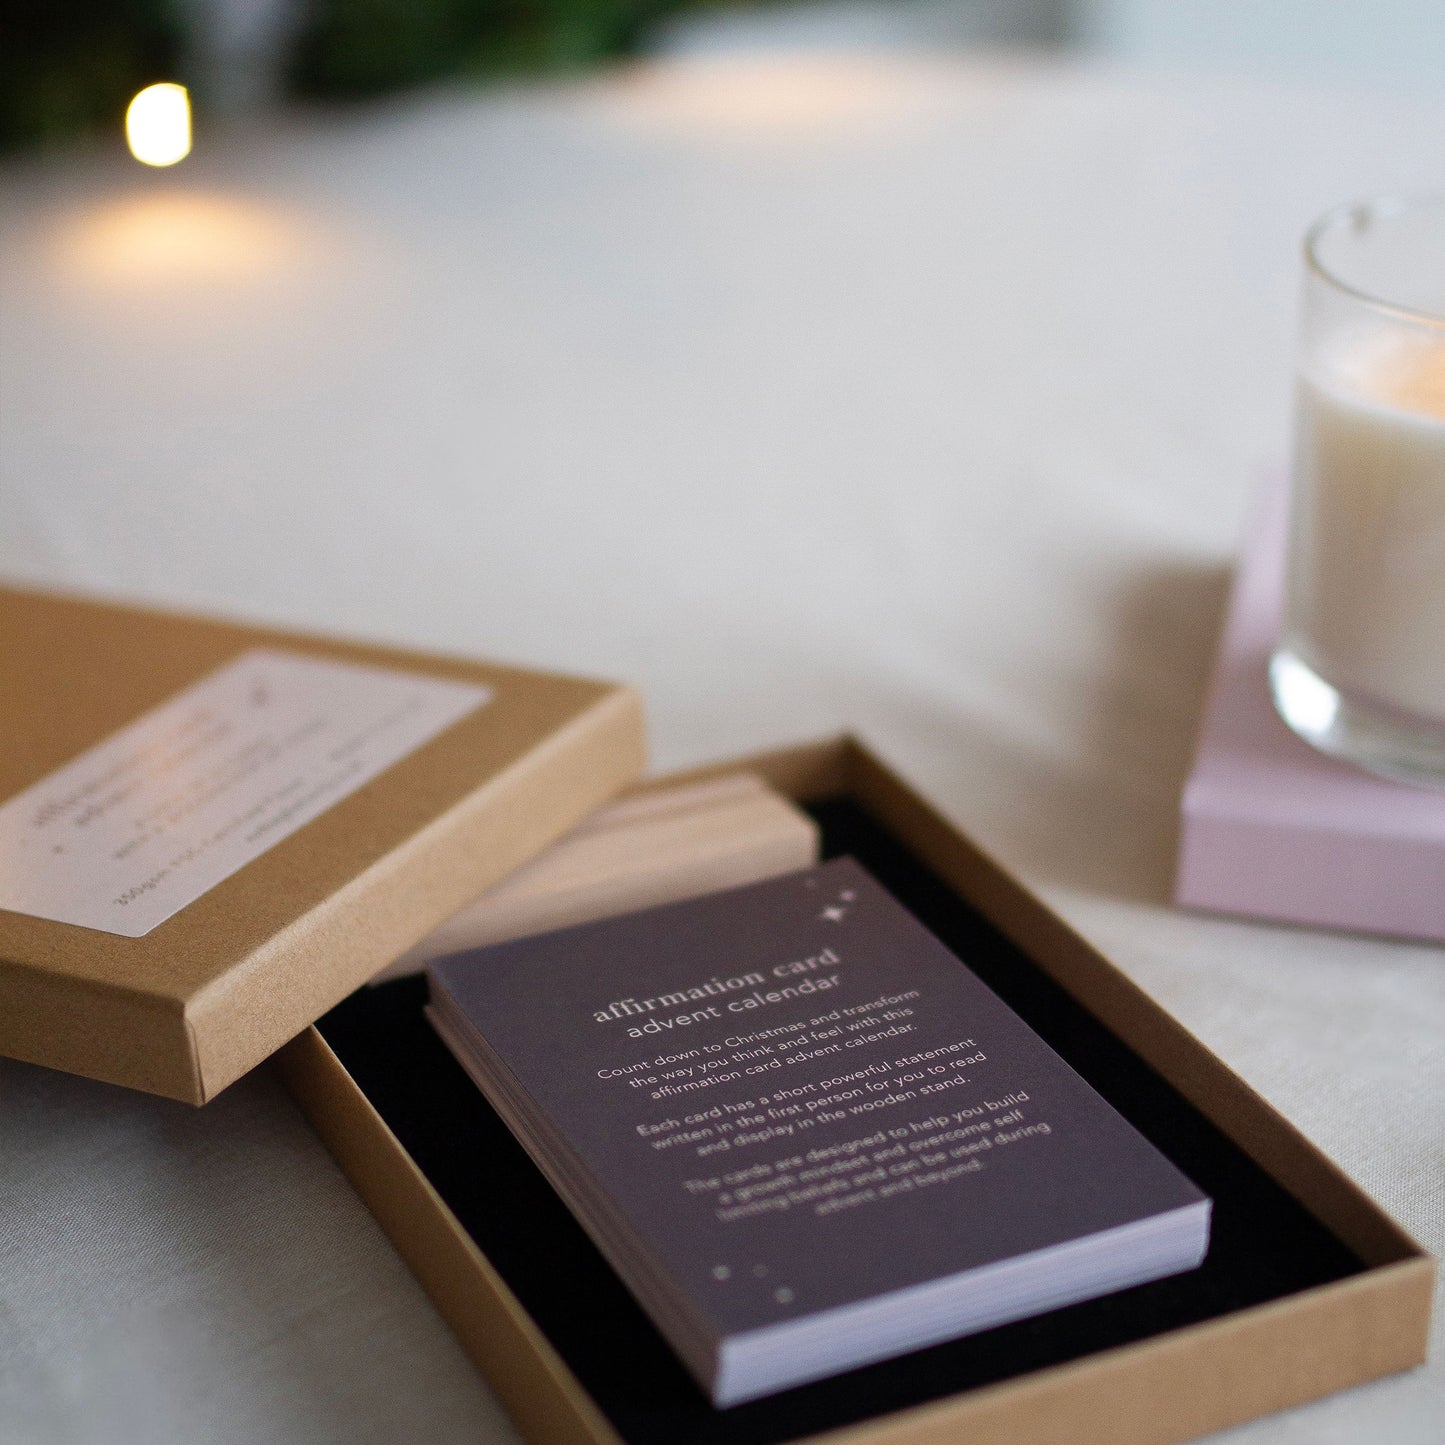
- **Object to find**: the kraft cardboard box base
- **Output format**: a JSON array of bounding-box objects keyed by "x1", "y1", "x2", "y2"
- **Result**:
[{"x1": 279, "y1": 740, "x2": 1432, "y2": 1445}]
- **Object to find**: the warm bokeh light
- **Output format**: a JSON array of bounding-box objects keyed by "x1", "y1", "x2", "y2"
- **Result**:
[
  {"x1": 57, "y1": 193, "x2": 302, "y2": 288},
  {"x1": 125, "y1": 83, "x2": 192, "y2": 167},
  {"x1": 606, "y1": 56, "x2": 918, "y2": 137}
]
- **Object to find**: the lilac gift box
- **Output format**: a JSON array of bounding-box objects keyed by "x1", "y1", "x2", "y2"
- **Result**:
[{"x1": 1175, "y1": 480, "x2": 1445, "y2": 944}]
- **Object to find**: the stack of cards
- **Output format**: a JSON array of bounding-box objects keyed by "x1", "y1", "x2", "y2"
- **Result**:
[{"x1": 428, "y1": 858, "x2": 1211, "y2": 1406}]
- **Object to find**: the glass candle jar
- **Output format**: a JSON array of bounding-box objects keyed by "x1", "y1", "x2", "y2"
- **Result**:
[{"x1": 1270, "y1": 195, "x2": 1445, "y2": 786}]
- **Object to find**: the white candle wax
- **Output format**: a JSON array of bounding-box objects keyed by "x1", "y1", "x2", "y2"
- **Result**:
[{"x1": 1286, "y1": 332, "x2": 1445, "y2": 724}]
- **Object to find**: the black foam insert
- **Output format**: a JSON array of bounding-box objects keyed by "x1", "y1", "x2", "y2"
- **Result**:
[{"x1": 315, "y1": 796, "x2": 1362, "y2": 1445}]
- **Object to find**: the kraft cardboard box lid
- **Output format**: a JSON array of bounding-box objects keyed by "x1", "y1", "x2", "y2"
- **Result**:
[{"x1": 0, "y1": 586, "x2": 645, "y2": 1104}]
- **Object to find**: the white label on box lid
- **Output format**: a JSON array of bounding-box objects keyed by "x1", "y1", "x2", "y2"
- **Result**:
[{"x1": 0, "y1": 649, "x2": 491, "y2": 937}]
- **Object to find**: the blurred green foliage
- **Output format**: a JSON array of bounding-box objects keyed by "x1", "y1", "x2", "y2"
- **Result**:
[
  {"x1": 1, "y1": 0, "x2": 181, "y2": 151},
  {"x1": 291, "y1": 0, "x2": 712, "y2": 96},
  {"x1": 1, "y1": 0, "x2": 743, "y2": 151}
]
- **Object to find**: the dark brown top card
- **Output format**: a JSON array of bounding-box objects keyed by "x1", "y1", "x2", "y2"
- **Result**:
[{"x1": 430, "y1": 857, "x2": 1208, "y2": 1342}]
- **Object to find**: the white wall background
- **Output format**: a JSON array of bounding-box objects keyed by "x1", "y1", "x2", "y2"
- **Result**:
[
  {"x1": 656, "y1": 0, "x2": 1445, "y2": 93},
  {"x1": 1073, "y1": 0, "x2": 1445, "y2": 91}
]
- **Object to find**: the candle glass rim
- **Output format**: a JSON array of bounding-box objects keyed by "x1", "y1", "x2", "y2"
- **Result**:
[{"x1": 1303, "y1": 193, "x2": 1445, "y2": 332}]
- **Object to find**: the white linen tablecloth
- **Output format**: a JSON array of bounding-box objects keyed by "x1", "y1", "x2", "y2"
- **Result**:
[{"x1": 1, "y1": 52, "x2": 1441, "y2": 1444}]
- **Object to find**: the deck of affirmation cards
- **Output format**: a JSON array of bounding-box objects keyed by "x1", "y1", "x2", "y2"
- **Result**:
[{"x1": 426, "y1": 857, "x2": 1211, "y2": 1407}]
